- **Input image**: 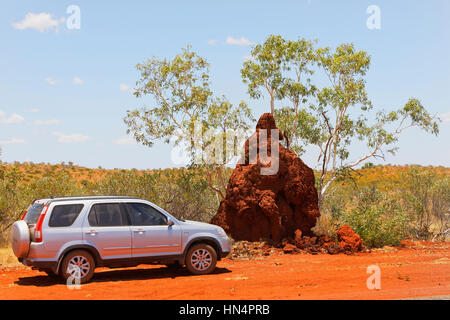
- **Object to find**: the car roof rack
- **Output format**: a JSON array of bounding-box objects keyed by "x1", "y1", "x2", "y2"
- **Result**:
[{"x1": 37, "y1": 196, "x2": 142, "y2": 204}]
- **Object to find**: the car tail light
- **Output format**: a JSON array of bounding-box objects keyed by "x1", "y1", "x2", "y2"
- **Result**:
[
  {"x1": 34, "y1": 205, "x2": 49, "y2": 243},
  {"x1": 21, "y1": 205, "x2": 32, "y2": 220},
  {"x1": 20, "y1": 210, "x2": 28, "y2": 220}
]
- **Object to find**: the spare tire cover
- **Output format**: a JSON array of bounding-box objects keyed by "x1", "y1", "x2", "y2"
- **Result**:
[{"x1": 11, "y1": 220, "x2": 30, "y2": 258}]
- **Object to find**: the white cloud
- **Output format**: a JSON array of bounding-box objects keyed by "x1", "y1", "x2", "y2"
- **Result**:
[
  {"x1": 34, "y1": 119, "x2": 61, "y2": 126},
  {"x1": 12, "y1": 12, "x2": 65, "y2": 33},
  {"x1": 0, "y1": 110, "x2": 25, "y2": 124},
  {"x1": 439, "y1": 111, "x2": 450, "y2": 123},
  {"x1": 0, "y1": 138, "x2": 26, "y2": 145},
  {"x1": 207, "y1": 39, "x2": 219, "y2": 46},
  {"x1": 27, "y1": 108, "x2": 40, "y2": 113},
  {"x1": 114, "y1": 136, "x2": 137, "y2": 145},
  {"x1": 120, "y1": 83, "x2": 136, "y2": 94},
  {"x1": 120, "y1": 83, "x2": 130, "y2": 91},
  {"x1": 226, "y1": 36, "x2": 254, "y2": 46},
  {"x1": 45, "y1": 77, "x2": 57, "y2": 85},
  {"x1": 53, "y1": 132, "x2": 90, "y2": 144},
  {"x1": 72, "y1": 77, "x2": 83, "y2": 85}
]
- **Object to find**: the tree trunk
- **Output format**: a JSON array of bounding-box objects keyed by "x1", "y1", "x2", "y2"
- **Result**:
[{"x1": 270, "y1": 97, "x2": 274, "y2": 114}]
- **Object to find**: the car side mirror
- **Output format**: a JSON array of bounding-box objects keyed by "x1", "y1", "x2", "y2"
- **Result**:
[{"x1": 167, "y1": 218, "x2": 174, "y2": 227}]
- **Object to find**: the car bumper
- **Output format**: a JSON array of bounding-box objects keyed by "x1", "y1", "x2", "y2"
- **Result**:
[
  {"x1": 21, "y1": 258, "x2": 58, "y2": 273},
  {"x1": 218, "y1": 236, "x2": 231, "y2": 259}
]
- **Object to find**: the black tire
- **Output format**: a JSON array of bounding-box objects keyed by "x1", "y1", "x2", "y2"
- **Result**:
[
  {"x1": 185, "y1": 244, "x2": 217, "y2": 275},
  {"x1": 60, "y1": 250, "x2": 95, "y2": 284}
]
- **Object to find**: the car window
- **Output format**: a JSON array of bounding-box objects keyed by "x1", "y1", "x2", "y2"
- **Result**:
[
  {"x1": 24, "y1": 203, "x2": 45, "y2": 224},
  {"x1": 125, "y1": 203, "x2": 168, "y2": 226},
  {"x1": 49, "y1": 204, "x2": 84, "y2": 227},
  {"x1": 88, "y1": 203, "x2": 127, "y2": 227}
]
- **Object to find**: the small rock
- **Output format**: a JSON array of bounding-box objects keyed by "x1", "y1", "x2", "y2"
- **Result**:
[
  {"x1": 326, "y1": 243, "x2": 340, "y2": 255},
  {"x1": 336, "y1": 225, "x2": 363, "y2": 253},
  {"x1": 283, "y1": 243, "x2": 296, "y2": 254}
]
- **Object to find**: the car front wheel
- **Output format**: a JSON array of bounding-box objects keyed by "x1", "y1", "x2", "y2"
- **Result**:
[{"x1": 185, "y1": 244, "x2": 217, "y2": 275}]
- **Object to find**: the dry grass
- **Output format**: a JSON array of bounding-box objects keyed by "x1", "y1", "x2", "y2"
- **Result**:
[
  {"x1": 312, "y1": 213, "x2": 336, "y2": 238},
  {"x1": 0, "y1": 247, "x2": 19, "y2": 267}
]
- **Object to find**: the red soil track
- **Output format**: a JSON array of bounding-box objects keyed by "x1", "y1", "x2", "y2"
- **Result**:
[{"x1": 0, "y1": 241, "x2": 448, "y2": 300}]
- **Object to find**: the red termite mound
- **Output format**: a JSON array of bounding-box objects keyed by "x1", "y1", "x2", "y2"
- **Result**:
[{"x1": 211, "y1": 113, "x2": 320, "y2": 243}]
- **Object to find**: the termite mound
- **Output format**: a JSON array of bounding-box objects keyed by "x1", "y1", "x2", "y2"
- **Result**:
[{"x1": 211, "y1": 113, "x2": 320, "y2": 243}]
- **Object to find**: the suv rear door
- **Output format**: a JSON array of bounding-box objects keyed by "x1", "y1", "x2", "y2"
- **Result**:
[
  {"x1": 82, "y1": 202, "x2": 132, "y2": 259},
  {"x1": 42, "y1": 203, "x2": 85, "y2": 259},
  {"x1": 124, "y1": 202, "x2": 182, "y2": 258}
]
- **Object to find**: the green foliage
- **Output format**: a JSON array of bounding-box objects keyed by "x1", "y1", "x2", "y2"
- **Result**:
[
  {"x1": 274, "y1": 107, "x2": 321, "y2": 155},
  {"x1": 0, "y1": 159, "x2": 448, "y2": 247},
  {"x1": 96, "y1": 168, "x2": 219, "y2": 222},
  {"x1": 124, "y1": 46, "x2": 254, "y2": 199},
  {"x1": 0, "y1": 162, "x2": 225, "y2": 245},
  {"x1": 97, "y1": 170, "x2": 159, "y2": 199},
  {"x1": 0, "y1": 164, "x2": 85, "y2": 243},
  {"x1": 126, "y1": 46, "x2": 212, "y2": 146},
  {"x1": 315, "y1": 165, "x2": 449, "y2": 247},
  {"x1": 241, "y1": 35, "x2": 316, "y2": 115},
  {"x1": 241, "y1": 35, "x2": 288, "y2": 113},
  {"x1": 245, "y1": 36, "x2": 440, "y2": 207},
  {"x1": 0, "y1": 165, "x2": 25, "y2": 225},
  {"x1": 362, "y1": 162, "x2": 376, "y2": 169},
  {"x1": 341, "y1": 187, "x2": 409, "y2": 248},
  {"x1": 125, "y1": 46, "x2": 254, "y2": 151},
  {"x1": 26, "y1": 170, "x2": 84, "y2": 199},
  {"x1": 400, "y1": 167, "x2": 450, "y2": 239},
  {"x1": 316, "y1": 185, "x2": 409, "y2": 248}
]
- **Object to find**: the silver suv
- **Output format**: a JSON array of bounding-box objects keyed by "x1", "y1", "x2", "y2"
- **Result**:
[{"x1": 11, "y1": 196, "x2": 231, "y2": 283}]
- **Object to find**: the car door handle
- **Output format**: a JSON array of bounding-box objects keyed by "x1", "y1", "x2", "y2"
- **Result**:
[
  {"x1": 133, "y1": 229, "x2": 145, "y2": 234},
  {"x1": 85, "y1": 229, "x2": 97, "y2": 236}
]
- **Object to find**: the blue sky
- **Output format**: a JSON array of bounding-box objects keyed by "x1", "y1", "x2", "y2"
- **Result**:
[{"x1": 0, "y1": 0, "x2": 449, "y2": 169}]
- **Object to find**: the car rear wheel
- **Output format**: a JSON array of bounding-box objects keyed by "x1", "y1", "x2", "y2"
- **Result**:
[
  {"x1": 185, "y1": 244, "x2": 217, "y2": 275},
  {"x1": 60, "y1": 250, "x2": 95, "y2": 284}
]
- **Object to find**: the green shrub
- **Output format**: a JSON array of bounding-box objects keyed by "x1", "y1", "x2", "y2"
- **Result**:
[
  {"x1": 342, "y1": 187, "x2": 408, "y2": 248},
  {"x1": 400, "y1": 166, "x2": 450, "y2": 239}
]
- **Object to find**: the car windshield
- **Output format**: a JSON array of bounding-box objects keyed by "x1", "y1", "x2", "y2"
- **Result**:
[{"x1": 24, "y1": 203, "x2": 45, "y2": 224}]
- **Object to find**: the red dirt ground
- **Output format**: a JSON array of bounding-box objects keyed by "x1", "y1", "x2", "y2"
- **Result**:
[{"x1": 0, "y1": 241, "x2": 448, "y2": 300}]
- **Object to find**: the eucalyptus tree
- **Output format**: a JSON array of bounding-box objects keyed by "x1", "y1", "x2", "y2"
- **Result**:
[
  {"x1": 241, "y1": 35, "x2": 318, "y2": 150},
  {"x1": 124, "y1": 46, "x2": 254, "y2": 200},
  {"x1": 242, "y1": 36, "x2": 439, "y2": 207},
  {"x1": 311, "y1": 44, "x2": 438, "y2": 205},
  {"x1": 241, "y1": 35, "x2": 289, "y2": 114},
  {"x1": 276, "y1": 38, "x2": 317, "y2": 150}
]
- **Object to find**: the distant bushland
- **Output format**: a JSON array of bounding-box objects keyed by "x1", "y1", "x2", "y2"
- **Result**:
[{"x1": 0, "y1": 161, "x2": 448, "y2": 247}]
